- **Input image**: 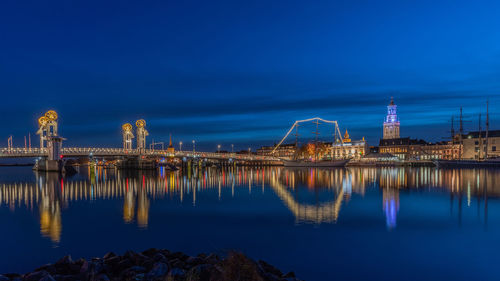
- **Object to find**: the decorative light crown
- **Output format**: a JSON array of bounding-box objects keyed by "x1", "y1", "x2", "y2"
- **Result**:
[
  {"x1": 45, "y1": 110, "x2": 58, "y2": 121},
  {"x1": 136, "y1": 119, "x2": 146, "y2": 128},
  {"x1": 122, "y1": 123, "x2": 133, "y2": 132}
]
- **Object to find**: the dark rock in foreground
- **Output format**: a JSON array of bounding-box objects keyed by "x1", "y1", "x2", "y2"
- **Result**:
[{"x1": 1, "y1": 249, "x2": 302, "y2": 281}]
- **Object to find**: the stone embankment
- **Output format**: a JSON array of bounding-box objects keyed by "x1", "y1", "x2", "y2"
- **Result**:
[{"x1": 0, "y1": 249, "x2": 302, "y2": 281}]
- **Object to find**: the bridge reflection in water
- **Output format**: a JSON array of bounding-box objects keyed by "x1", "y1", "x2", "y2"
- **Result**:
[{"x1": 0, "y1": 167, "x2": 498, "y2": 242}]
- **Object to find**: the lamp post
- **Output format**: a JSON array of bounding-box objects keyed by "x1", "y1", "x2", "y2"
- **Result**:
[
  {"x1": 248, "y1": 147, "x2": 251, "y2": 155},
  {"x1": 192, "y1": 140, "x2": 195, "y2": 153},
  {"x1": 217, "y1": 144, "x2": 221, "y2": 153},
  {"x1": 231, "y1": 144, "x2": 234, "y2": 154},
  {"x1": 179, "y1": 141, "x2": 183, "y2": 151}
]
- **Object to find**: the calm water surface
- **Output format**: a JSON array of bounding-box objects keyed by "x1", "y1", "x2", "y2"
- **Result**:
[{"x1": 1, "y1": 166, "x2": 500, "y2": 281}]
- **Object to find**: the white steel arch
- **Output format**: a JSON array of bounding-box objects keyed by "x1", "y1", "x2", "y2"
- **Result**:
[{"x1": 271, "y1": 117, "x2": 344, "y2": 154}]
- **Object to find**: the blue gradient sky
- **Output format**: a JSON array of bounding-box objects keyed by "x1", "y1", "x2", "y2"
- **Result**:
[{"x1": 1, "y1": 0, "x2": 499, "y2": 151}]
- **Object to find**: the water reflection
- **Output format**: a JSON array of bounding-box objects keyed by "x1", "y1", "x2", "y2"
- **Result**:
[{"x1": 0, "y1": 167, "x2": 499, "y2": 242}]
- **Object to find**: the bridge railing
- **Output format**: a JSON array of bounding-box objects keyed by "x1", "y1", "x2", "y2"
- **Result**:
[
  {"x1": 0, "y1": 147, "x2": 46, "y2": 156},
  {"x1": 62, "y1": 147, "x2": 130, "y2": 155},
  {"x1": 0, "y1": 147, "x2": 281, "y2": 161}
]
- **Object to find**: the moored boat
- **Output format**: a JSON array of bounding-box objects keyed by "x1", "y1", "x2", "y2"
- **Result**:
[
  {"x1": 283, "y1": 159, "x2": 349, "y2": 167},
  {"x1": 434, "y1": 158, "x2": 500, "y2": 168}
]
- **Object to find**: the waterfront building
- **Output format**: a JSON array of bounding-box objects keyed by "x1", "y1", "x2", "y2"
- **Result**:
[
  {"x1": 379, "y1": 137, "x2": 426, "y2": 160},
  {"x1": 383, "y1": 97, "x2": 400, "y2": 139},
  {"x1": 410, "y1": 141, "x2": 461, "y2": 160},
  {"x1": 462, "y1": 130, "x2": 500, "y2": 159},
  {"x1": 330, "y1": 130, "x2": 368, "y2": 159},
  {"x1": 357, "y1": 153, "x2": 400, "y2": 165},
  {"x1": 380, "y1": 138, "x2": 461, "y2": 161},
  {"x1": 378, "y1": 97, "x2": 461, "y2": 161},
  {"x1": 257, "y1": 143, "x2": 296, "y2": 158}
]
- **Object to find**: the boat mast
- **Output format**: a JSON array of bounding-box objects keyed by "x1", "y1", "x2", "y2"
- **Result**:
[
  {"x1": 313, "y1": 119, "x2": 320, "y2": 161},
  {"x1": 451, "y1": 115, "x2": 455, "y2": 141},
  {"x1": 294, "y1": 123, "x2": 300, "y2": 147},
  {"x1": 478, "y1": 114, "x2": 482, "y2": 160},
  {"x1": 485, "y1": 101, "x2": 489, "y2": 159},
  {"x1": 459, "y1": 107, "x2": 463, "y2": 160}
]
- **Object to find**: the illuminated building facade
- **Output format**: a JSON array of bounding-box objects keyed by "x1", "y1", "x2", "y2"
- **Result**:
[
  {"x1": 330, "y1": 130, "x2": 368, "y2": 159},
  {"x1": 411, "y1": 141, "x2": 461, "y2": 160},
  {"x1": 383, "y1": 97, "x2": 400, "y2": 140},
  {"x1": 379, "y1": 137, "x2": 426, "y2": 160},
  {"x1": 257, "y1": 143, "x2": 296, "y2": 159},
  {"x1": 462, "y1": 130, "x2": 500, "y2": 160}
]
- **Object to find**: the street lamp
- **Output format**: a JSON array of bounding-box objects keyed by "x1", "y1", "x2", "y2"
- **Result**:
[
  {"x1": 192, "y1": 140, "x2": 195, "y2": 153},
  {"x1": 179, "y1": 141, "x2": 183, "y2": 151},
  {"x1": 231, "y1": 144, "x2": 234, "y2": 153},
  {"x1": 248, "y1": 147, "x2": 251, "y2": 155},
  {"x1": 217, "y1": 144, "x2": 221, "y2": 153}
]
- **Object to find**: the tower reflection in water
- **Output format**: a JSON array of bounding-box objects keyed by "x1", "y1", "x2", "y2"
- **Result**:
[{"x1": 0, "y1": 166, "x2": 499, "y2": 242}]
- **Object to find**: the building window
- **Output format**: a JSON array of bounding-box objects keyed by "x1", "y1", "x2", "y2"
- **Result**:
[{"x1": 493, "y1": 146, "x2": 497, "y2": 152}]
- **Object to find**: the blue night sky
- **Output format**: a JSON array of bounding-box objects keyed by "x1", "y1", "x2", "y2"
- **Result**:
[{"x1": 1, "y1": 0, "x2": 499, "y2": 151}]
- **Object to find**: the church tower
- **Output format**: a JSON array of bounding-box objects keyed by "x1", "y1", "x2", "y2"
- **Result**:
[{"x1": 383, "y1": 97, "x2": 400, "y2": 139}]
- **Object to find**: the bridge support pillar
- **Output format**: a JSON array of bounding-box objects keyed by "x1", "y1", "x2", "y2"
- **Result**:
[{"x1": 34, "y1": 136, "x2": 64, "y2": 172}]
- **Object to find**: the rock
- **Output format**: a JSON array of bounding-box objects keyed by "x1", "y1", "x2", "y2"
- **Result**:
[
  {"x1": 3, "y1": 273, "x2": 21, "y2": 280},
  {"x1": 103, "y1": 252, "x2": 116, "y2": 260},
  {"x1": 170, "y1": 259, "x2": 185, "y2": 269},
  {"x1": 52, "y1": 275, "x2": 81, "y2": 281},
  {"x1": 204, "y1": 254, "x2": 219, "y2": 264},
  {"x1": 103, "y1": 256, "x2": 121, "y2": 268},
  {"x1": 153, "y1": 253, "x2": 167, "y2": 263},
  {"x1": 55, "y1": 256, "x2": 73, "y2": 266},
  {"x1": 141, "y1": 248, "x2": 158, "y2": 257},
  {"x1": 3, "y1": 249, "x2": 299, "y2": 281},
  {"x1": 90, "y1": 261, "x2": 106, "y2": 275},
  {"x1": 133, "y1": 273, "x2": 145, "y2": 281},
  {"x1": 159, "y1": 249, "x2": 171, "y2": 257},
  {"x1": 95, "y1": 273, "x2": 110, "y2": 281},
  {"x1": 185, "y1": 264, "x2": 213, "y2": 281},
  {"x1": 169, "y1": 252, "x2": 188, "y2": 261},
  {"x1": 34, "y1": 264, "x2": 54, "y2": 273},
  {"x1": 128, "y1": 266, "x2": 146, "y2": 273},
  {"x1": 185, "y1": 256, "x2": 203, "y2": 266},
  {"x1": 23, "y1": 270, "x2": 50, "y2": 281},
  {"x1": 165, "y1": 268, "x2": 185, "y2": 281},
  {"x1": 146, "y1": 262, "x2": 168, "y2": 279},
  {"x1": 74, "y1": 258, "x2": 86, "y2": 266},
  {"x1": 258, "y1": 260, "x2": 283, "y2": 278},
  {"x1": 117, "y1": 259, "x2": 134, "y2": 271},
  {"x1": 79, "y1": 260, "x2": 89, "y2": 274},
  {"x1": 39, "y1": 275, "x2": 56, "y2": 281}
]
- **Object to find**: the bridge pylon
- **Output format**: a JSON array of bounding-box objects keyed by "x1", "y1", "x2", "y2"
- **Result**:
[
  {"x1": 122, "y1": 123, "x2": 134, "y2": 151},
  {"x1": 135, "y1": 119, "x2": 148, "y2": 153},
  {"x1": 37, "y1": 110, "x2": 59, "y2": 149}
]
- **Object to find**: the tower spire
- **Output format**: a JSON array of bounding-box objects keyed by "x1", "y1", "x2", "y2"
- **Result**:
[{"x1": 383, "y1": 97, "x2": 400, "y2": 139}]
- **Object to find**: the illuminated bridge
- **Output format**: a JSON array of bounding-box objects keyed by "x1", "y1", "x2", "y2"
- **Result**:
[
  {"x1": 0, "y1": 110, "x2": 280, "y2": 163},
  {"x1": 0, "y1": 147, "x2": 279, "y2": 162}
]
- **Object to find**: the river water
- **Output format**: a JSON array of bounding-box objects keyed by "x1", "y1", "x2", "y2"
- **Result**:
[{"x1": 0, "y1": 166, "x2": 499, "y2": 280}]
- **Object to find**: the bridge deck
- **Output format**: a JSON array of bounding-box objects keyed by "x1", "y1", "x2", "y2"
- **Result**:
[{"x1": 0, "y1": 147, "x2": 280, "y2": 161}]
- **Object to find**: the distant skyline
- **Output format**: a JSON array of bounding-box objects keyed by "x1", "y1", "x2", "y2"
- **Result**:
[{"x1": 1, "y1": 0, "x2": 499, "y2": 151}]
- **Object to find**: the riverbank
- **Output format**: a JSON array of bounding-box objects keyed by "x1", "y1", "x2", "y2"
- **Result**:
[{"x1": 0, "y1": 249, "x2": 301, "y2": 281}]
